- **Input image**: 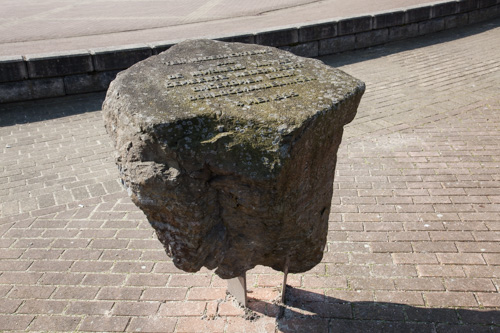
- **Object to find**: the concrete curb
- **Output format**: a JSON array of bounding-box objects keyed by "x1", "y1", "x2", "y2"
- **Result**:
[{"x1": 1, "y1": 0, "x2": 499, "y2": 104}]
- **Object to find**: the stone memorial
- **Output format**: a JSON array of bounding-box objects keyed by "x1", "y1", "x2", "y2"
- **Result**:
[{"x1": 103, "y1": 39, "x2": 364, "y2": 293}]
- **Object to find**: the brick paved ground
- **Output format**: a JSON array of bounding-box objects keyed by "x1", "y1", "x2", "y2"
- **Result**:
[{"x1": 0, "y1": 18, "x2": 499, "y2": 332}]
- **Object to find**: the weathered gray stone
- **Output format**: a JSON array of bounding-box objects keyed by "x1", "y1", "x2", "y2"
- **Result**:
[
  {"x1": 338, "y1": 16, "x2": 372, "y2": 35},
  {"x1": 432, "y1": 2, "x2": 458, "y2": 18},
  {"x1": 0, "y1": 56, "x2": 28, "y2": 83},
  {"x1": 318, "y1": 35, "x2": 356, "y2": 56},
  {"x1": 0, "y1": 80, "x2": 31, "y2": 103},
  {"x1": 458, "y1": 0, "x2": 478, "y2": 13},
  {"x1": 299, "y1": 21, "x2": 338, "y2": 42},
  {"x1": 406, "y1": 6, "x2": 432, "y2": 23},
  {"x1": 280, "y1": 41, "x2": 319, "y2": 58},
  {"x1": 64, "y1": 70, "x2": 120, "y2": 95},
  {"x1": 389, "y1": 23, "x2": 419, "y2": 42},
  {"x1": 217, "y1": 34, "x2": 256, "y2": 45},
  {"x1": 355, "y1": 29, "x2": 389, "y2": 49},
  {"x1": 103, "y1": 39, "x2": 364, "y2": 279},
  {"x1": 418, "y1": 18, "x2": 445, "y2": 35},
  {"x1": 373, "y1": 11, "x2": 406, "y2": 29},
  {"x1": 444, "y1": 13, "x2": 469, "y2": 29},
  {"x1": 25, "y1": 50, "x2": 93, "y2": 78},
  {"x1": 92, "y1": 44, "x2": 152, "y2": 71},
  {"x1": 255, "y1": 27, "x2": 299, "y2": 47}
]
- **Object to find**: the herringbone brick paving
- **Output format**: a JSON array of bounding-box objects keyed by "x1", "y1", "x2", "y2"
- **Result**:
[{"x1": 0, "y1": 18, "x2": 499, "y2": 332}]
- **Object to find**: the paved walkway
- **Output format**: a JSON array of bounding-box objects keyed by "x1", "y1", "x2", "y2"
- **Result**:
[
  {"x1": 0, "y1": 0, "x2": 440, "y2": 56},
  {"x1": 0, "y1": 17, "x2": 499, "y2": 333}
]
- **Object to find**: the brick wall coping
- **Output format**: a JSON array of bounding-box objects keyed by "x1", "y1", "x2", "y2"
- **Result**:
[{"x1": 1, "y1": 0, "x2": 499, "y2": 103}]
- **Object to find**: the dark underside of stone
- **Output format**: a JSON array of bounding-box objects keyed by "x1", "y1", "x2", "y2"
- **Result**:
[{"x1": 102, "y1": 39, "x2": 364, "y2": 279}]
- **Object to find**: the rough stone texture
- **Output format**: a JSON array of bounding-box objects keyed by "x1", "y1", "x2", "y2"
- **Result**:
[{"x1": 102, "y1": 39, "x2": 364, "y2": 279}]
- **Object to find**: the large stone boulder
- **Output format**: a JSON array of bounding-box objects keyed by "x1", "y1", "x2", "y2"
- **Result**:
[{"x1": 102, "y1": 39, "x2": 364, "y2": 279}]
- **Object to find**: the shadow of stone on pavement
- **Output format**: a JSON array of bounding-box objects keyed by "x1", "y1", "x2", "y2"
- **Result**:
[{"x1": 247, "y1": 286, "x2": 500, "y2": 332}]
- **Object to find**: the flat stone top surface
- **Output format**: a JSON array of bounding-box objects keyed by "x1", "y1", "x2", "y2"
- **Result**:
[
  {"x1": 108, "y1": 39, "x2": 362, "y2": 128},
  {"x1": 0, "y1": 0, "x2": 440, "y2": 56}
]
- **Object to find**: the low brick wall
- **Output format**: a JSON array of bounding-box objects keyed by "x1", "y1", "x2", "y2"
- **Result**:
[{"x1": 1, "y1": 0, "x2": 499, "y2": 104}]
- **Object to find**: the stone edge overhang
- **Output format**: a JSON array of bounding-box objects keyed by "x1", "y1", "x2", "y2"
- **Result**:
[{"x1": 0, "y1": 0, "x2": 499, "y2": 104}]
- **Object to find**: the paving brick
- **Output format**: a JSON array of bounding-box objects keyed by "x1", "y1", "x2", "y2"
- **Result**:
[
  {"x1": 8, "y1": 285, "x2": 55, "y2": 299},
  {"x1": 456, "y1": 242, "x2": 500, "y2": 253},
  {"x1": 82, "y1": 273, "x2": 126, "y2": 286},
  {"x1": 0, "y1": 299, "x2": 22, "y2": 314},
  {"x1": 112, "y1": 301, "x2": 161, "y2": 316},
  {"x1": 0, "y1": 272, "x2": 42, "y2": 284},
  {"x1": 176, "y1": 317, "x2": 225, "y2": 333},
  {"x1": 158, "y1": 301, "x2": 206, "y2": 317},
  {"x1": 17, "y1": 299, "x2": 68, "y2": 314},
  {"x1": 395, "y1": 278, "x2": 445, "y2": 291},
  {"x1": 30, "y1": 315, "x2": 81, "y2": 331},
  {"x1": 350, "y1": 278, "x2": 395, "y2": 290},
  {"x1": 375, "y1": 291, "x2": 424, "y2": 305},
  {"x1": 302, "y1": 276, "x2": 347, "y2": 289},
  {"x1": 70, "y1": 261, "x2": 113, "y2": 273},
  {"x1": 168, "y1": 274, "x2": 212, "y2": 287},
  {"x1": 444, "y1": 278, "x2": 496, "y2": 292},
  {"x1": 66, "y1": 300, "x2": 114, "y2": 315},
  {"x1": 437, "y1": 253, "x2": 486, "y2": 265},
  {"x1": 52, "y1": 286, "x2": 99, "y2": 300},
  {"x1": 186, "y1": 287, "x2": 226, "y2": 301},
  {"x1": 126, "y1": 317, "x2": 177, "y2": 333},
  {"x1": 126, "y1": 274, "x2": 169, "y2": 287},
  {"x1": 97, "y1": 287, "x2": 143, "y2": 301},
  {"x1": 79, "y1": 316, "x2": 130, "y2": 332},
  {"x1": 463, "y1": 266, "x2": 500, "y2": 278},
  {"x1": 476, "y1": 292, "x2": 500, "y2": 307},
  {"x1": 393, "y1": 253, "x2": 438, "y2": 264},
  {"x1": 370, "y1": 242, "x2": 412, "y2": 253},
  {"x1": 0, "y1": 314, "x2": 35, "y2": 330},
  {"x1": 405, "y1": 307, "x2": 459, "y2": 323},
  {"x1": 424, "y1": 292, "x2": 478, "y2": 307}
]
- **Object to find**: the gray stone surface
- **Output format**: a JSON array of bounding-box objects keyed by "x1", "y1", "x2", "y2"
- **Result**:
[
  {"x1": 432, "y1": 2, "x2": 458, "y2": 18},
  {"x1": 298, "y1": 22, "x2": 338, "y2": 42},
  {"x1": 255, "y1": 27, "x2": 299, "y2": 47},
  {"x1": 25, "y1": 51, "x2": 93, "y2": 78},
  {"x1": 338, "y1": 16, "x2": 373, "y2": 35},
  {"x1": 319, "y1": 35, "x2": 356, "y2": 56},
  {"x1": 406, "y1": 6, "x2": 432, "y2": 23},
  {"x1": 0, "y1": 56, "x2": 28, "y2": 82},
  {"x1": 280, "y1": 41, "x2": 319, "y2": 58},
  {"x1": 92, "y1": 45, "x2": 152, "y2": 71},
  {"x1": 355, "y1": 29, "x2": 389, "y2": 49},
  {"x1": 103, "y1": 39, "x2": 364, "y2": 279},
  {"x1": 64, "y1": 70, "x2": 120, "y2": 95},
  {"x1": 419, "y1": 18, "x2": 446, "y2": 35},
  {"x1": 0, "y1": 80, "x2": 30, "y2": 103},
  {"x1": 389, "y1": 23, "x2": 419, "y2": 41},
  {"x1": 373, "y1": 11, "x2": 406, "y2": 29}
]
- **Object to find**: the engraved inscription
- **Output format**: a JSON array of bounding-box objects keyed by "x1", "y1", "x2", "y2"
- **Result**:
[
  {"x1": 164, "y1": 49, "x2": 272, "y2": 66},
  {"x1": 165, "y1": 49, "x2": 314, "y2": 106}
]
